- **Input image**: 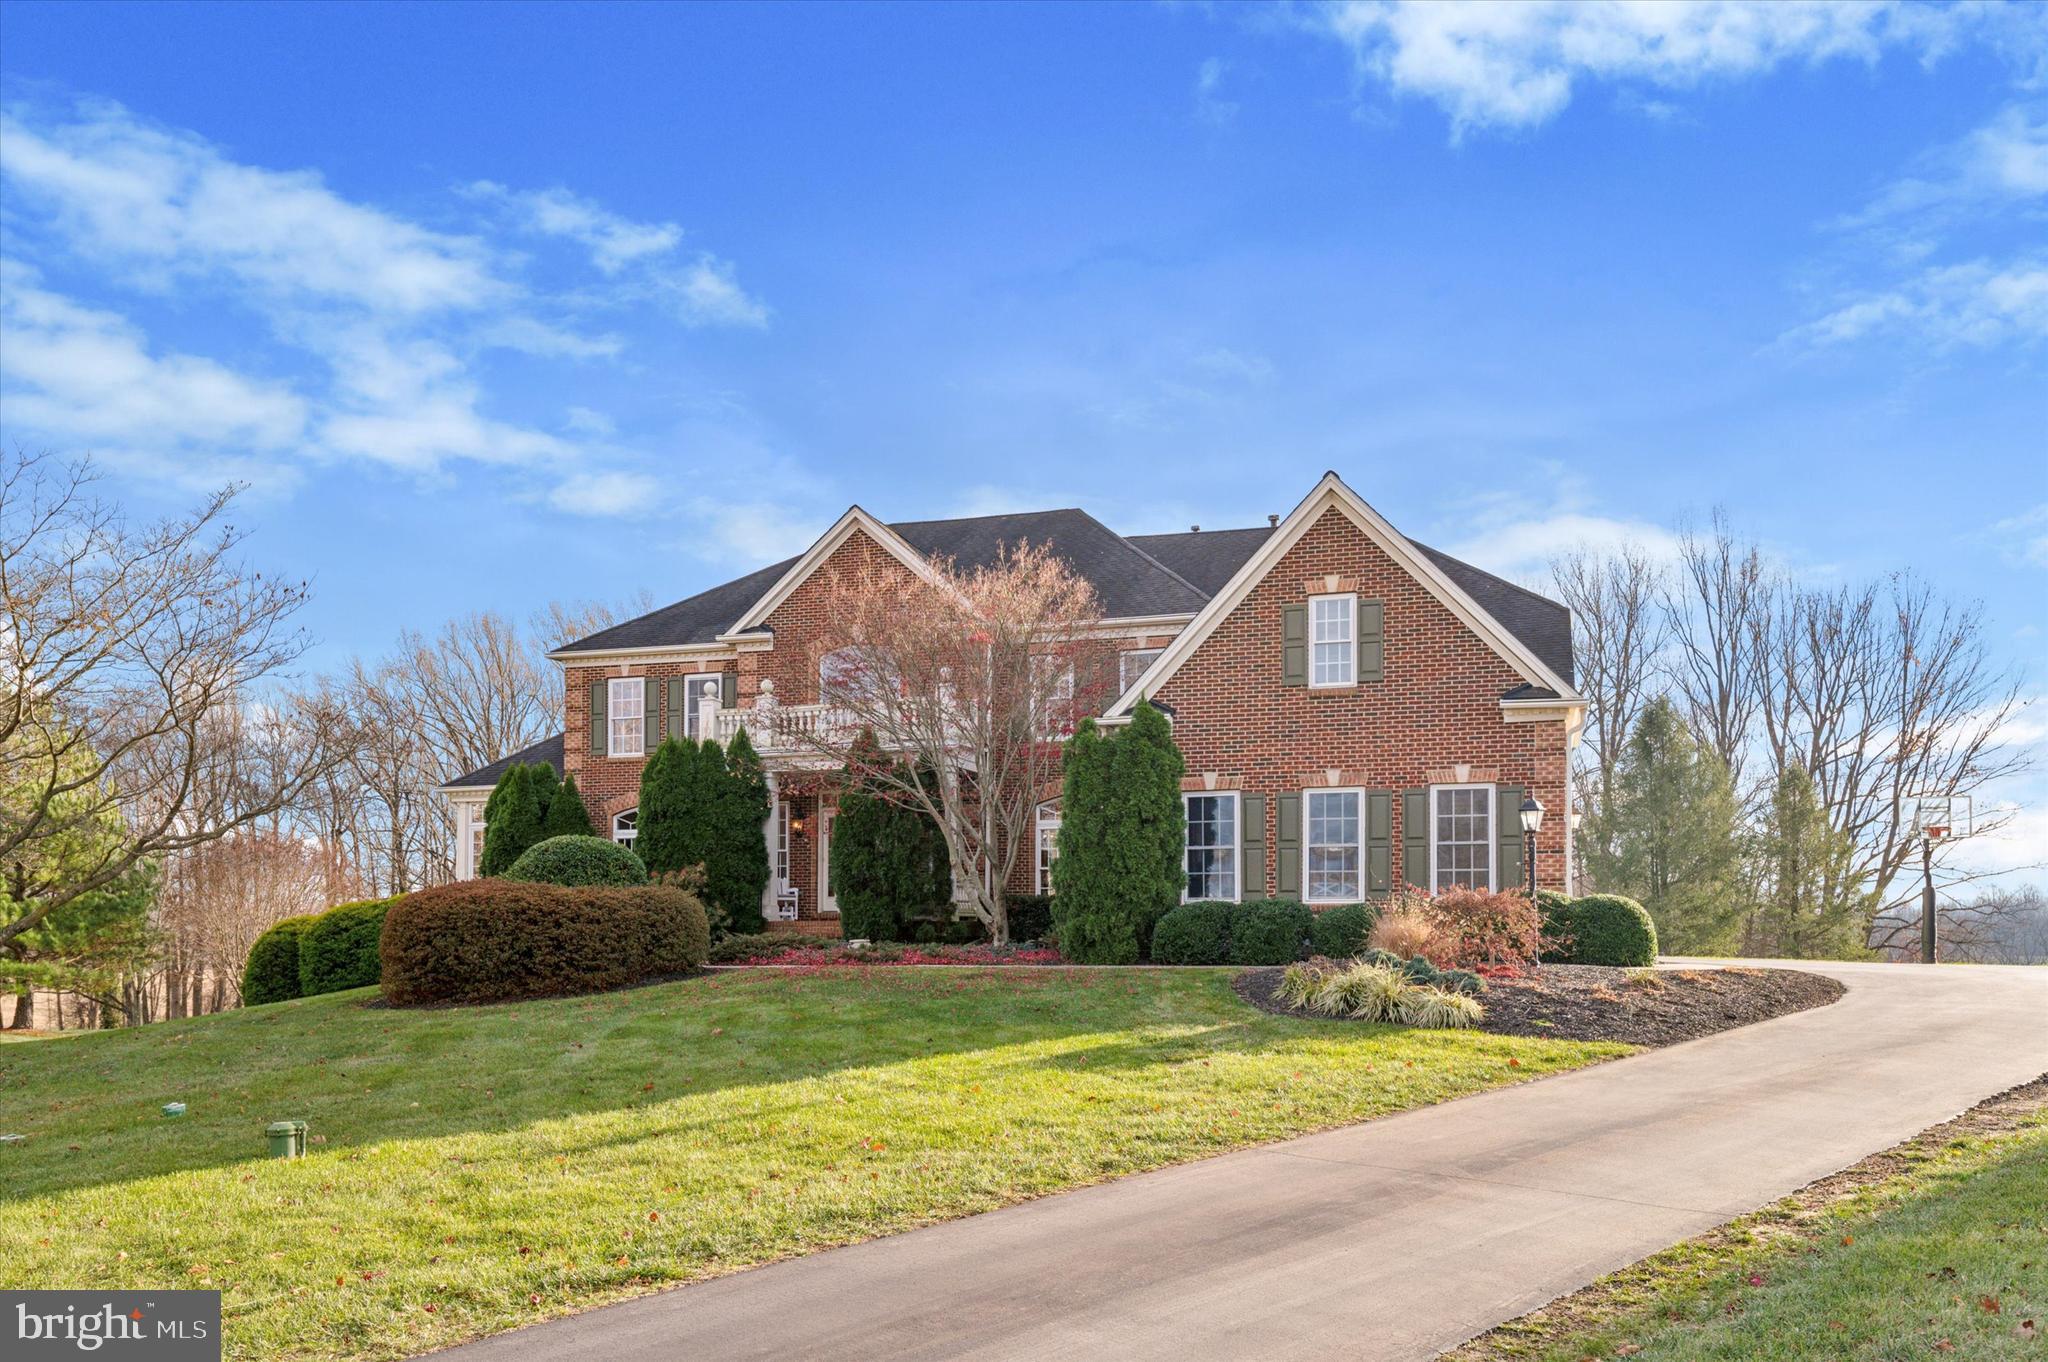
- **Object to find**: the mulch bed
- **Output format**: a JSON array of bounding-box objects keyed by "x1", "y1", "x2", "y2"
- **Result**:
[{"x1": 1235, "y1": 962, "x2": 1845, "y2": 1047}]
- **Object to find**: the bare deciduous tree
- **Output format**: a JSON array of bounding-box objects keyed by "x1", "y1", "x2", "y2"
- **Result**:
[
  {"x1": 1663, "y1": 513, "x2": 1768, "y2": 786},
  {"x1": 1551, "y1": 542, "x2": 1667, "y2": 812}
]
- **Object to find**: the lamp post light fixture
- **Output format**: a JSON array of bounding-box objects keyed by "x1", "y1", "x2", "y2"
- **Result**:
[{"x1": 1518, "y1": 796, "x2": 1544, "y2": 892}]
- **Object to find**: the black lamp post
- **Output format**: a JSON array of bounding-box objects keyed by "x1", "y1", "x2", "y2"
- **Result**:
[{"x1": 1518, "y1": 796, "x2": 1544, "y2": 892}]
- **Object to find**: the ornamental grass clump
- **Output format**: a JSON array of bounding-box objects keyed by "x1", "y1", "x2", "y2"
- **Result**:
[{"x1": 1277, "y1": 957, "x2": 1485, "y2": 1028}]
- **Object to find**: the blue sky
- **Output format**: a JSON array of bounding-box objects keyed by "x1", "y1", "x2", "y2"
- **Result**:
[{"x1": 2, "y1": 1, "x2": 2044, "y2": 867}]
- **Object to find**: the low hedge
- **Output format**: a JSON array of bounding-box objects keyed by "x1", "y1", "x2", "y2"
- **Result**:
[
  {"x1": 1540, "y1": 892, "x2": 1658, "y2": 967},
  {"x1": 242, "y1": 915, "x2": 316, "y2": 1005},
  {"x1": 503, "y1": 834, "x2": 648, "y2": 888},
  {"x1": 1309, "y1": 902, "x2": 1376, "y2": 959},
  {"x1": 298, "y1": 896, "x2": 402, "y2": 996},
  {"x1": 1230, "y1": 899, "x2": 1314, "y2": 965},
  {"x1": 1151, "y1": 901, "x2": 1232, "y2": 964},
  {"x1": 381, "y1": 880, "x2": 710, "y2": 1006}
]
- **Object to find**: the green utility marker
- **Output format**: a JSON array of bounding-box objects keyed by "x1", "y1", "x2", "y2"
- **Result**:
[{"x1": 266, "y1": 1119, "x2": 309, "y2": 1158}]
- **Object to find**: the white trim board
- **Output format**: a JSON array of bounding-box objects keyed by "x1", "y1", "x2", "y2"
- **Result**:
[
  {"x1": 1106, "y1": 471, "x2": 1582, "y2": 718},
  {"x1": 723, "y1": 507, "x2": 948, "y2": 638}
]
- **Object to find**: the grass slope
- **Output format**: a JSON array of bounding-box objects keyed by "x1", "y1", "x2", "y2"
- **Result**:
[
  {"x1": 2, "y1": 968, "x2": 1622, "y2": 1361},
  {"x1": 1469, "y1": 1104, "x2": 2048, "y2": 1360}
]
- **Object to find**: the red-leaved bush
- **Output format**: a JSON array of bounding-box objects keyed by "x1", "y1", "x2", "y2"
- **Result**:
[{"x1": 1416, "y1": 887, "x2": 1550, "y2": 968}]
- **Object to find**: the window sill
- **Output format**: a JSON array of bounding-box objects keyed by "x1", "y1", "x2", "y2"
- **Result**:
[{"x1": 1305, "y1": 684, "x2": 1357, "y2": 696}]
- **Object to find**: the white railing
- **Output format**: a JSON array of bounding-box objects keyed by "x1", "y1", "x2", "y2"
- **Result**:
[{"x1": 707, "y1": 698, "x2": 855, "y2": 755}]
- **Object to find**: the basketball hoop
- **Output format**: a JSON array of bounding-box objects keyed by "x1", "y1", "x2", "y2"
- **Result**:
[{"x1": 1908, "y1": 795, "x2": 1971, "y2": 843}]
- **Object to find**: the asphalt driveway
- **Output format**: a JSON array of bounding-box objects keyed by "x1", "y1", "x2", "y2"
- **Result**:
[{"x1": 430, "y1": 961, "x2": 2048, "y2": 1361}]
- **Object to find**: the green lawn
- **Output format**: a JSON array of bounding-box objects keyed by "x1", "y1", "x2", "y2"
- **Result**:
[
  {"x1": 1476, "y1": 1110, "x2": 2048, "y2": 1361},
  {"x1": 2, "y1": 967, "x2": 1623, "y2": 1361}
]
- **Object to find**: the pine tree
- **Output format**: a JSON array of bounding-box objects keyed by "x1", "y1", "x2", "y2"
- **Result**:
[
  {"x1": 1581, "y1": 697, "x2": 1744, "y2": 954},
  {"x1": 710, "y1": 727, "x2": 771, "y2": 934},
  {"x1": 541, "y1": 772, "x2": 592, "y2": 839},
  {"x1": 1746, "y1": 764, "x2": 1867, "y2": 959},
  {"x1": 635, "y1": 737, "x2": 693, "y2": 877},
  {"x1": 529, "y1": 761, "x2": 560, "y2": 823},
  {"x1": 479, "y1": 764, "x2": 544, "y2": 877},
  {"x1": 829, "y1": 729, "x2": 951, "y2": 942},
  {"x1": 1053, "y1": 701, "x2": 1185, "y2": 963}
]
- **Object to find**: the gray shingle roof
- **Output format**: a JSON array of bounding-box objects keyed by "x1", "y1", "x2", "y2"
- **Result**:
[
  {"x1": 553, "y1": 507, "x2": 1573, "y2": 688},
  {"x1": 441, "y1": 732, "x2": 565, "y2": 790}
]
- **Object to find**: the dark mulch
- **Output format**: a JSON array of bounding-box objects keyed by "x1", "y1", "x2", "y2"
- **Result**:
[{"x1": 1235, "y1": 962, "x2": 1846, "y2": 1047}]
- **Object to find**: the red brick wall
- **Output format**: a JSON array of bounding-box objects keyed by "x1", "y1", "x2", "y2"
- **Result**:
[{"x1": 1153, "y1": 506, "x2": 1570, "y2": 894}]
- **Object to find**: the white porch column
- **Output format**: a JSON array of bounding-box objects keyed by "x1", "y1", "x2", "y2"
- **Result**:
[{"x1": 761, "y1": 772, "x2": 781, "y2": 922}]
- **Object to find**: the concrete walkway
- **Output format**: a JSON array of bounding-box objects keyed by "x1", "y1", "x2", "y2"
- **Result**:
[{"x1": 434, "y1": 961, "x2": 2047, "y2": 1362}]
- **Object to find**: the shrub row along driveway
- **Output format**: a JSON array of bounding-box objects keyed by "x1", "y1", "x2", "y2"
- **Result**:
[{"x1": 436, "y1": 961, "x2": 2048, "y2": 1362}]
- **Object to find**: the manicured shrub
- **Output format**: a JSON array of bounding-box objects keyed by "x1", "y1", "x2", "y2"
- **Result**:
[
  {"x1": 636, "y1": 737, "x2": 715, "y2": 880},
  {"x1": 479, "y1": 763, "x2": 546, "y2": 877},
  {"x1": 1543, "y1": 893, "x2": 1659, "y2": 967},
  {"x1": 1053, "y1": 703, "x2": 1185, "y2": 964},
  {"x1": 831, "y1": 731, "x2": 950, "y2": 943},
  {"x1": 1005, "y1": 894, "x2": 1054, "y2": 944},
  {"x1": 242, "y1": 915, "x2": 315, "y2": 1005},
  {"x1": 711, "y1": 728, "x2": 772, "y2": 935},
  {"x1": 708, "y1": 933, "x2": 829, "y2": 964},
  {"x1": 380, "y1": 880, "x2": 709, "y2": 1006},
  {"x1": 1230, "y1": 898, "x2": 1314, "y2": 965},
  {"x1": 298, "y1": 896, "x2": 401, "y2": 996},
  {"x1": 540, "y1": 773, "x2": 592, "y2": 838},
  {"x1": 1309, "y1": 902, "x2": 1375, "y2": 959},
  {"x1": 504, "y1": 835, "x2": 648, "y2": 887},
  {"x1": 1150, "y1": 900, "x2": 1232, "y2": 964}
]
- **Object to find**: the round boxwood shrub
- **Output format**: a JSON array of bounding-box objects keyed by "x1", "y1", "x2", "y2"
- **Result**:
[
  {"x1": 1229, "y1": 899, "x2": 1314, "y2": 965},
  {"x1": 299, "y1": 896, "x2": 401, "y2": 996},
  {"x1": 380, "y1": 881, "x2": 709, "y2": 1006},
  {"x1": 503, "y1": 834, "x2": 648, "y2": 888},
  {"x1": 1004, "y1": 894, "x2": 1054, "y2": 945},
  {"x1": 1543, "y1": 893, "x2": 1658, "y2": 967},
  {"x1": 242, "y1": 915, "x2": 316, "y2": 1006},
  {"x1": 1308, "y1": 902, "x2": 1375, "y2": 959},
  {"x1": 1150, "y1": 901, "x2": 1232, "y2": 965}
]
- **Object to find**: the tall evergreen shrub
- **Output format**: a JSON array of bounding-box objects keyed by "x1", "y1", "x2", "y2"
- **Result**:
[
  {"x1": 1052, "y1": 701, "x2": 1186, "y2": 964},
  {"x1": 829, "y1": 730, "x2": 951, "y2": 942},
  {"x1": 479, "y1": 764, "x2": 545, "y2": 877},
  {"x1": 707, "y1": 730, "x2": 771, "y2": 934},
  {"x1": 541, "y1": 772, "x2": 592, "y2": 838}
]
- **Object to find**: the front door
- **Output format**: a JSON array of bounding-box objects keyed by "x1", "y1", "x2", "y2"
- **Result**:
[{"x1": 817, "y1": 808, "x2": 840, "y2": 915}]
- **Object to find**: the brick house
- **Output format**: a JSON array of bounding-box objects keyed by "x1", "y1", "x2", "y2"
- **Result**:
[{"x1": 439, "y1": 472, "x2": 1584, "y2": 924}]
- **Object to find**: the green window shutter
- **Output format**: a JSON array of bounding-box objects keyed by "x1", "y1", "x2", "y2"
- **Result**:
[
  {"x1": 1366, "y1": 790, "x2": 1393, "y2": 897},
  {"x1": 666, "y1": 678, "x2": 686, "y2": 740},
  {"x1": 1358, "y1": 599, "x2": 1385, "y2": 683},
  {"x1": 1241, "y1": 793, "x2": 1266, "y2": 899},
  {"x1": 1275, "y1": 792, "x2": 1301, "y2": 897},
  {"x1": 720, "y1": 670, "x2": 737, "y2": 709},
  {"x1": 1402, "y1": 788, "x2": 1429, "y2": 892},
  {"x1": 589, "y1": 679, "x2": 607, "y2": 756},
  {"x1": 1282, "y1": 604, "x2": 1307, "y2": 687},
  {"x1": 1496, "y1": 786, "x2": 1526, "y2": 891}
]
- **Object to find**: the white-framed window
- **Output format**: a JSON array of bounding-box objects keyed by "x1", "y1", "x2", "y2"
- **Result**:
[
  {"x1": 1036, "y1": 802, "x2": 1062, "y2": 894},
  {"x1": 1184, "y1": 792, "x2": 1240, "y2": 902},
  {"x1": 468, "y1": 808, "x2": 487, "y2": 876},
  {"x1": 608, "y1": 677, "x2": 646, "y2": 757},
  {"x1": 682, "y1": 673, "x2": 723, "y2": 739},
  {"x1": 1310, "y1": 594, "x2": 1356, "y2": 688},
  {"x1": 774, "y1": 800, "x2": 791, "y2": 889},
  {"x1": 819, "y1": 646, "x2": 863, "y2": 702},
  {"x1": 1119, "y1": 647, "x2": 1163, "y2": 694},
  {"x1": 612, "y1": 808, "x2": 638, "y2": 846},
  {"x1": 1031, "y1": 655, "x2": 1076, "y2": 736},
  {"x1": 1306, "y1": 788, "x2": 1363, "y2": 902},
  {"x1": 1431, "y1": 784, "x2": 1494, "y2": 891}
]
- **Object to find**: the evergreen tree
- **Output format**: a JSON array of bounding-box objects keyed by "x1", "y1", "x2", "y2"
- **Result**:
[
  {"x1": 1053, "y1": 701, "x2": 1185, "y2": 963},
  {"x1": 829, "y1": 729, "x2": 951, "y2": 942},
  {"x1": 635, "y1": 737, "x2": 693, "y2": 877},
  {"x1": 540, "y1": 772, "x2": 592, "y2": 838},
  {"x1": 1746, "y1": 764, "x2": 1867, "y2": 959},
  {"x1": 529, "y1": 762, "x2": 560, "y2": 822},
  {"x1": 1581, "y1": 697, "x2": 1744, "y2": 954},
  {"x1": 709, "y1": 728, "x2": 772, "y2": 934},
  {"x1": 479, "y1": 764, "x2": 545, "y2": 877}
]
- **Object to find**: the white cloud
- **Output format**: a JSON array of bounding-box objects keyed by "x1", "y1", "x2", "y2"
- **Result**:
[
  {"x1": 683, "y1": 500, "x2": 825, "y2": 565},
  {"x1": 0, "y1": 262, "x2": 307, "y2": 453},
  {"x1": 549, "y1": 470, "x2": 661, "y2": 518},
  {"x1": 0, "y1": 105, "x2": 497, "y2": 314},
  {"x1": 1991, "y1": 503, "x2": 2048, "y2": 571},
  {"x1": 1782, "y1": 256, "x2": 2048, "y2": 350},
  {"x1": 1304, "y1": 0, "x2": 2026, "y2": 138},
  {"x1": 657, "y1": 255, "x2": 770, "y2": 329},
  {"x1": 1436, "y1": 508, "x2": 1684, "y2": 582},
  {"x1": 466, "y1": 182, "x2": 682, "y2": 273},
  {"x1": 1843, "y1": 103, "x2": 2048, "y2": 229},
  {"x1": 1195, "y1": 57, "x2": 1241, "y2": 126}
]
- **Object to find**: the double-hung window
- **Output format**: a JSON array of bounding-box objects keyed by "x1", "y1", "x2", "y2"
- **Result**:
[
  {"x1": 1310, "y1": 595, "x2": 1356, "y2": 687},
  {"x1": 1305, "y1": 789, "x2": 1363, "y2": 902},
  {"x1": 1431, "y1": 784, "x2": 1494, "y2": 890},
  {"x1": 1184, "y1": 792, "x2": 1239, "y2": 902},
  {"x1": 774, "y1": 800, "x2": 791, "y2": 890},
  {"x1": 612, "y1": 809, "x2": 638, "y2": 846},
  {"x1": 1036, "y1": 803, "x2": 1062, "y2": 894},
  {"x1": 1119, "y1": 647, "x2": 1163, "y2": 694},
  {"x1": 608, "y1": 677, "x2": 646, "y2": 757},
  {"x1": 681, "y1": 674, "x2": 723, "y2": 739}
]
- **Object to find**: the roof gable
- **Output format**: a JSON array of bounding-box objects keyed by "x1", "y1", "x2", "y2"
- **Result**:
[{"x1": 1107, "y1": 473, "x2": 1582, "y2": 716}]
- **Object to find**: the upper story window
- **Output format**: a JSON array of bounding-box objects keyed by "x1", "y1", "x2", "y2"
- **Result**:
[
  {"x1": 1310, "y1": 594, "x2": 1356, "y2": 688},
  {"x1": 1430, "y1": 784, "x2": 1494, "y2": 891},
  {"x1": 1306, "y1": 788, "x2": 1362, "y2": 902},
  {"x1": 1119, "y1": 647, "x2": 1163, "y2": 694},
  {"x1": 1184, "y1": 792, "x2": 1239, "y2": 902},
  {"x1": 608, "y1": 677, "x2": 646, "y2": 757},
  {"x1": 681, "y1": 673, "x2": 723, "y2": 738}
]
